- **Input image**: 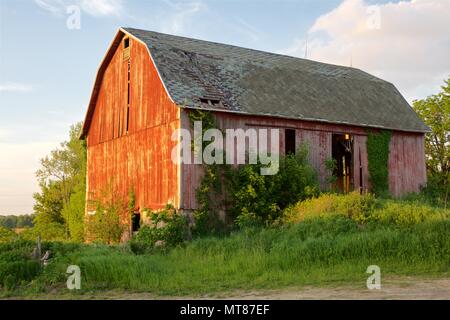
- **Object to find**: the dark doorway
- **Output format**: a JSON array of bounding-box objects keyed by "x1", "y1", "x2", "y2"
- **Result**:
[
  {"x1": 131, "y1": 212, "x2": 141, "y2": 233},
  {"x1": 332, "y1": 134, "x2": 353, "y2": 193},
  {"x1": 285, "y1": 129, "x2": 296, "y2": 155}
]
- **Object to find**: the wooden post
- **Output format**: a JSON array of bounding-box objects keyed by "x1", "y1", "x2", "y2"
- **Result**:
[{"x1": 37, "y1": 234, "x2": 42, "y2": 261}]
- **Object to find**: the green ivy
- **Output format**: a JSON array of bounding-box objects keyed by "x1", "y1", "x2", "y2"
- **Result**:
[
  {"x1": 367, "y1": 130, "x2": 392, "y2": 196},
  {"x1": 188, "y1": 110, "x2": 319, "y2": 234},
  {"x1": 187, "y1": 109, "x2": 217, "y2": 152},
  {"x1": 187, "y1": 110, "x2": 230, "y2": 235}
]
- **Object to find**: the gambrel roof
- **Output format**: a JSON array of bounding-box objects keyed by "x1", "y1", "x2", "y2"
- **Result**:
[{"x1": 81, "y1": 28, "x2": 430, "y2": 138}]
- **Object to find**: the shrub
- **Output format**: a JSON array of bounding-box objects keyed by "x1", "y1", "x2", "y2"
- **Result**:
[
  {"x1": 284, "y1": 192, "x2": 449, "y2": 227},
  {"x1": 370, "y1": 201, "x2": 449, "y2": 226},
  {"x1": 0, "y1": 240, "x2": 42, "y2": 290},
  {"x1": 130, "y1": 205, "x2": 190, "y2": 254},
  {"x1": 228, "y1": 145, "x2": 319, "y2": 228},
  {"x1": 85, "y1": 190, "x2": 126, "y2": 244},
  {"x1": 284, "y1": 192, "x2": 377, "y2": 224},
  {"x1": 20, "y1": 222, "x2": 66, "y2": 242},
  {"x1": 0, "y1": 226, "x2": 17, "y2": 243}
]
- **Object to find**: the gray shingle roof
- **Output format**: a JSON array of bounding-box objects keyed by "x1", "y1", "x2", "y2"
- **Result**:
[{"x1": 124, "y1": 27, "x2": 430, "y2": 133}]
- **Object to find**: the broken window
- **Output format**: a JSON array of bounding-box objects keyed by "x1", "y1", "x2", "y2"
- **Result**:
[{"x1": 285, "y1": 129, "x2": 296, "y2": 155}]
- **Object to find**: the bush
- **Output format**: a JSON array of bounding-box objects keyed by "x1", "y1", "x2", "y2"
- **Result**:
[
  {"x1": 228, "y1": 145, "x2": 319, "y2": 227},
  {"x1": 85, "y1": 191, "x2": 126, "y2": 244},
  {"x1": 283, "y1": 192, "x2": 449, "y2": 227},
  {"x1": 0, "y1": 240, "x2": 42, "y2": 290},
  {"x1": 284, "y1": 192, "x2": 377, "y2": 224},
  {"x1": 371, "y1": 201, "x2": 449, "y2": 226},
  {"x1": 21, "y1": 222, "x2": 66, "y2": 242},
  {"x1": 0, "y1": 226, "x2": 17, "y2": 243},
  {"x1": 129, "y1": 205, "x2": 190, "y2": 254}
]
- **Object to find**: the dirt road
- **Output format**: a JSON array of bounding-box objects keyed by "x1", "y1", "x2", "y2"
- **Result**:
[
  {"x1": 212, "y1": 277, "x2": 450, "y2": 300},
  {"x1": 23, "y1": 276, "x2": 448, "y2": 300}
]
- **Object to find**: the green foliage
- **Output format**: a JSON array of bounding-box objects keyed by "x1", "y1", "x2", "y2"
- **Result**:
[
  {"x1": 366, "y1": 130, "x2": 392, "y2": 196},
  {"x1": 371, "y1": 200, "x2": 449, "y2": 226},
  {"x1": 33, "y1": 181, "x2": 65, "y2": 226},
  {"x1": 187, "y1": 110, "x2": 231, "y2": 235},
  {"x1": 0, "y1": 227, "x2": 17, "y2": 243},
  {"x1": 0, "y1": 240, "x2": 42, "y2": 291},
  {"x1": 413, "y1": 77, "x2": 449, "y2": 207},
  {"x1": 130, "y1": 204, "x2": 189, "y2": 254},
  {"x1": 32, "y1": 122, "x2": 87, "y2": 241},
  {"x1": 85, "y1": 187, "x2": 126, "y2": 244},
  {"x1": 194, "y1": 142, "x2": 319, "y2": 232},
  {"x1": 128, "y1": 189, "x2": 136, "y2": 217},
  {"x1": 284, "y1": 192, "x2": 377, "y2": 224},
  {"x1": 0, "y1": 215, "x2": 34, "y2": 229},
  {"x1": 21, "y1": 222, "x2": 66, "y2": 242},
  {"x1": 227, "y1": 145, "x2": 319, "y2": 228},
  {"x1": 283, "y1": 192, "x2": 449, "y2": 226},
  {"x1": 193, "y1": 163, "x2": 232, "y2": 236},
  {"x1": 23, "y1": 218, "x2": 449, "y2": 295},
  {"x1": 61, "y1": 182, "x2": 86, "y2": 242},
  {"x1": 324, "y1": 158, "x2": 338, "y2": 188}
]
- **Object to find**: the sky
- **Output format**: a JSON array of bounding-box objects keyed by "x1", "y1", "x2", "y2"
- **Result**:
[{"x1": 0, "y1": 0, "x2": 449, "y2": 215}]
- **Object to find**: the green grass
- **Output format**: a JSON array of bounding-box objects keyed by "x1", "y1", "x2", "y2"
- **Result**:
[
  {"x1": 1, "y1": 194, "x2": 449, "y2": 297},
  {"x1": 5, "y1": 216, "x2": 444, "y2": 297}
]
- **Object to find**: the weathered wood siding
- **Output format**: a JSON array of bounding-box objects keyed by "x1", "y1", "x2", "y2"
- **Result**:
[
  {"x1": 86, "y1": 35, "x2": 180, "y2": 217},
  {"x1": 180, "y1": 111, "x2": 374, "y2": 210},
  {"x1": 388, "y1": 132, "x2": 427, "y2": 196},
  {"x1": 85, "y1": 34, "x2": 427, "y2": 217}
]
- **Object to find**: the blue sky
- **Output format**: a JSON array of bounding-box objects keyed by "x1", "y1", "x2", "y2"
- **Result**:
[{"x1": 1, "y1": 0, "x2": 449, "y2": 214}]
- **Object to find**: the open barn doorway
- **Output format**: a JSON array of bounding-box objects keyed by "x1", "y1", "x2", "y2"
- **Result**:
[
  {"x1": 131, "y1": 211, "x2": 141, "y2": 235},
  {"x1": 332, "y1": 134, "x2": 353, "y2": 193}
]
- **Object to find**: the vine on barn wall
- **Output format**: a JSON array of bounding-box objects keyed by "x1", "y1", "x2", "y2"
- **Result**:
[
  {"x1": 187, "y1": 110, "x2": 229, "y2": 235},
  {"x1": 366, "y1": 130, "x2": 392, "y2": 196}
]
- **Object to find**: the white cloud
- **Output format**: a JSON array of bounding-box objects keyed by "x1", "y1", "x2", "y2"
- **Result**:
[
  {"x1": 0, "y1": 82, "x2": 34, "y2": 93},
  {"x1": 280, "y1": 0, "x2": 450, "y2": 102},
  {"x1": 80, "y1": 0, "x2": 123, "y2": 17},
  {"x1": 232, "y1": 17, "x2": 262, "y2": 42},
  {"x1": 34, "y1": 0, "x2": 64, "y2": 16},
  {"x1": 161, "y1": 1, "x2": 204, "y2": 35},
  {"x1": 34, "y1": 0, "x2": 123, "y2": 17}
]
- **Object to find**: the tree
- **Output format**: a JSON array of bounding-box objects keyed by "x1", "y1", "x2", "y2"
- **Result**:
[
  {"x1": 413, "y1": 77, "x2": 450, "y2": 206},
  {"x1": 32, "y1": 122, "x2": 86, "y2": 241}
]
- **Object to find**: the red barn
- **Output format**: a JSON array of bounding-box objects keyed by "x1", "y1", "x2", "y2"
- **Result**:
[{"x1": 81, "y1": 28, "x2": 430, "y2": 236}]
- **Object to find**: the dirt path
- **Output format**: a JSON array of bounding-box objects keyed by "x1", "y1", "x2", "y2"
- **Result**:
[{"x1": 16, "y1": 277, "x2": 449, "y2": 300}]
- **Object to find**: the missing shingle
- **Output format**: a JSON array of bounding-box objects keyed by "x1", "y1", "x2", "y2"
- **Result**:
[{"x1": 199, "y1": 98, "x2": 221, "y2": 106}]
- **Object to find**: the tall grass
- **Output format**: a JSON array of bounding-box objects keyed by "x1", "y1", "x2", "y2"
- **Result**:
[
  {"x1": 3, "y1": 193, "x2": 449, "y2": 296},
  {"x1": 45, "y1": 217, "x2": 449, "y2": 295}
]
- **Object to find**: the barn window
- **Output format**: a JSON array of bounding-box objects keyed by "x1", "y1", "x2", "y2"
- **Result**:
[
  {"x1": 285, "y1": 129, "x2": 296, "y2": 155},
  {"x1": 123, "y1": 37, "x2": 130, "y2": 60},
  {"x1": 126, "y1": 60, "x2": 131, "y2": 133}
]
